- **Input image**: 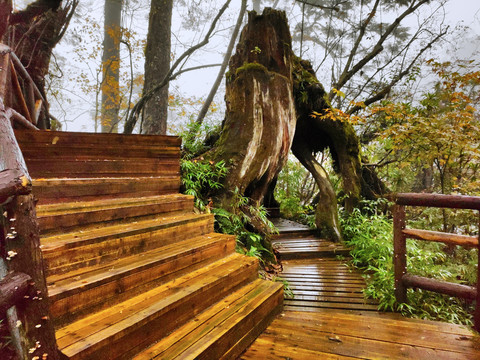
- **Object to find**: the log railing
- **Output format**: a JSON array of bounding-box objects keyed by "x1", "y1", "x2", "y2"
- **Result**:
[
  {"x1": 393, "y1": 193, "x2": 480, "y2": 331},
  {"x1": 1, "y1": 45, "x2": 59, "y2": 359}
]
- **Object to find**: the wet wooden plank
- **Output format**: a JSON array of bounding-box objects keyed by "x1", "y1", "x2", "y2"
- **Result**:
[
  {"x1": 57, "y1": 255, "x2": 259, "y2": 359},
  {"x1": 243, "y1": 310, "x2": 480, "y2": 360},
  {"x1": 33, "y1": 177, "x2": 180, "y2": 204},
  {"x1": 48, "y1": 233, "x2": 236, "y2": 327},
  {"x1": 14, "y1": 129, "x2": 181, "y2": 147}
]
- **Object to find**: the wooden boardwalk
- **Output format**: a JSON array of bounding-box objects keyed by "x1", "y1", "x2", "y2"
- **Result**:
[{"x1": 242, "y1": 219, "x2": 480, "y2": 359}]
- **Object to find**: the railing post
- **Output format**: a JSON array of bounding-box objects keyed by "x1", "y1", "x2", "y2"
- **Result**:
[
  {"x1": 4, "y1": 195, "x2": 60, "y2": 360},
  {"x1": 393, "y1": 204, "x2": 407, "y2": 304},
  {"x1": 1, "y1": 80, "x2": 59, "y2": 357},
  {"x1": 475, "y1": 212, "x2": 480, "y2": 332}
]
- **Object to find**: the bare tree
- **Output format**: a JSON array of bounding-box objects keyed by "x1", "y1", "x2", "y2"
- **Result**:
[
  {"x1": 101, "y1": 0, "x2": 122, "y2": 133},
  {"x1": 141, "y1": 0, "x2": 173, "y2": 135},
  {"x1": 188, "y1": 0, "x2": 247, "y2": 140},
  {"x1": 124, "y1": 0, "x2": 232, "y2": 134}
]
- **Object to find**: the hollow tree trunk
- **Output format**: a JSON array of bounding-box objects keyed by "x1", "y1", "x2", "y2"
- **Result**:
[
  {"x1": 206, "y1": 9, "x2": 297, "y2": 215},
  {"x1": 291, "y1": 59, "x2": 362, "y2": 214},
  {"x1": 205, "y1": 9, "x2": 366, "y2": 241}
]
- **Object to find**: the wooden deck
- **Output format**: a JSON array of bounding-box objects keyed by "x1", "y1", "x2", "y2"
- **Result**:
[
  {"x1": 242, "y1": 219, "x2": 480, "y2": 359},
  {"x1": 282, "y1": 258, "x2": 378, "y2": 311}
]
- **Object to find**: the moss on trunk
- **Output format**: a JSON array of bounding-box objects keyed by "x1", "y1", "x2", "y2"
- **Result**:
[
  {"x1": 203, "y1": 9, "x2": 367, "y2": 241},
  {"x1": 205, "y1": 9, "x2": 297, "y2": 216}
]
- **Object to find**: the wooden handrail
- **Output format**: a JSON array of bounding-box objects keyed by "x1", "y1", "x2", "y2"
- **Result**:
[
  {"x1": 402, "y1": 229, "x2": 478, "y2": 248},
  {"x1": 0, "y1": 272, "x2": 32, "y2": 315},
  {"x1": 393, "y1": 192, "x2": 480, "y2": 332},
  {"x1": 402, "y1": 274, "x2": 477, "y2": 301},
  {"x1": 392, "y1": 192, "x2": 480, "y2": 210},
  {"x1": 1, "y1": 44, "x2": 59, "y2": 359},
  {"x1": 0, "y1": 168, "x2": 31, "y2": 205},
  {"x1": 0, "y1": 44, "x2": 42, "y2": 130}
]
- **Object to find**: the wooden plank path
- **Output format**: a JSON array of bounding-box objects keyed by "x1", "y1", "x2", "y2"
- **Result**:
[{"x1": 241, "y1": 218, "x2": 480, "y2": 359}]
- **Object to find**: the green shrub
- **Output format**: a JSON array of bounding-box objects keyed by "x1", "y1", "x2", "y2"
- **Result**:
[
  {"x1": 180, "y1": 158, "x2": 228, "y2": 210},
  {"x1": 341, "y1": 199, "x2": 476, "y2": 326},
  {"x1": 212, "y1": 190, "x2": 276, "y2": 263},
  {"x1": 180, "y1": 134, "x2": 275, "y2": 264}
]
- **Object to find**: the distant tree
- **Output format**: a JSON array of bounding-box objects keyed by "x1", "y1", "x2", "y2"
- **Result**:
[
  {"x1": 124, "y1": 0, "x2": 233, "y2": 134},
  {"x1": 101, "y1": 0, "x2": 123, "y2": 133},
  {"x1": 375, "y1": 60, "x2": 480, "y2": 197},
  {"x1": 141, "y1": 0, "x2": 173, "y2": 135},
  {"x1": 252, "y1": 0, "x2": 261, "y2": 12}
]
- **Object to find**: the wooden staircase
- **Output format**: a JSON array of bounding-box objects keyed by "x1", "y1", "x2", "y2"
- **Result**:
[{"x1": 15, "y1": 130, "x2": 283, "y2": 360}]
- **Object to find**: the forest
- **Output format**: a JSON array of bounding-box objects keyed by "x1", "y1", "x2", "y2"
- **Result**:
[{"x1": 2, "y1": 0, "x2": 480, "y2": 332}]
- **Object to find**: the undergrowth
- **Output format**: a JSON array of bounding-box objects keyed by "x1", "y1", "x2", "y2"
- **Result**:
[
  {"x1": 179, "y1": 123, "x2": 284, "y2": 287},
  {"x1": 341, "y1": 199, "x2": 477, "y2": 326}
]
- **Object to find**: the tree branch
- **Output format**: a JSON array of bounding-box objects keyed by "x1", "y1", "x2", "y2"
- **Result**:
[
  {"x1": 188, "y1": 0, "x2": 247, "y2": 140},
  {"x1": 330, "y1": 0, "x2": 430, "y2": 100},
  {"x1": 348, "y1": 27, "x2": 448, "y2": 114},
  {"x1": 294, "y1": 0, "x2": 344, "y2": 12},
  {"x1": 124, "y1": 0, "x2": 232, "y2": 134},
  {"x1": 342, "y1": 0, "x2": 380, "y2": 82}
]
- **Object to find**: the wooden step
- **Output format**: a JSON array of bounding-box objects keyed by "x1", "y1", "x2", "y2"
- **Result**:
[
  {"x1": 56, "y1": 253, "x2": 259, "y2": 360},
  {"x1": 37, "y1": 194, "x2": 193, "y2": 234},
  {"x1": 15, "y1": 129, "x2": 181, "y2": 147},
  {"x1": 33, "y1": 177, "x2": 180, "y2": 204},
  {"x1": 15, "y1": 130, "x2": 181, "y2": 161},
  {"x1": 48, "y1": 233, "x2": 236, "y2": 327},
  {"x1": 133, "y1": 279, "x2": 283, "y2": 360},
  {"x1": 273, "y1": 237, "x2": 350, "y2": 259},
  {"x1": 41, "y1": 212, "x2": 214, "y2": 276},
  {"x1": 24, "y1": 158, "x2": 180, "y2": 178},
  {"x1": 272, "y1": 230, "x2": 317, "y2": 239}
]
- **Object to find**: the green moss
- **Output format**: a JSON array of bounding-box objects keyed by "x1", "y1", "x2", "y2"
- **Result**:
[{"x1": 235, "y1": 62, "x2": 269, "y2": 76}]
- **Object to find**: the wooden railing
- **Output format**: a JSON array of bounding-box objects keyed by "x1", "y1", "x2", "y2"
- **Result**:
[
  {"x1": 393, "y1": 193, "x2": 480, "y2": 331},
  {"x1": 1, "y1": 45, "x2": 59, "y2": 359}
]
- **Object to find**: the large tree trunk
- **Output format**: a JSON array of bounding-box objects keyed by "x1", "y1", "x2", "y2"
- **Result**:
[
  {"x1": 203, "y1": 9, "x2": 367, "y2": 241},
  {"x1": 207, "y1": 9, "x2": 296, "y2": 214},
  {"x1": 3, "y1": 0, "x2": 77, "y2": 129},
  {"x1": 101, "y1": 0, "x2": 122, "y2": 133},
  {"x1": 141, "y1": 0, "x2": 173, "y2": 135}
]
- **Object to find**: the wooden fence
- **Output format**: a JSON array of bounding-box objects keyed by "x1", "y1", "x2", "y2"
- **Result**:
[
  {"x1": 393, "y1": 192, "x2": 480, "y2": 331},
  {"x1": 0, "y1": 44, "x2": 59, "y2": 360}
]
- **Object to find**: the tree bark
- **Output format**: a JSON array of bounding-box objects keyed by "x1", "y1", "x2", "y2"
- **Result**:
[
  {"x1": 291, "y1": 134, "x2": 342, "y2": 242},
  {"x1": 101, "y1": 0, "x2": 122, "y2": 133},
  {"x1": 141, "y1": 0, "x2": 173, "y2": 135},
  {"x1": 3, "y1": 1, "x2": 77, "y2": 129},
  {"x1": 206, "y1": 9, "x2": 297, "y2": 213},
  {"x1": 291, "y1": 58, "x2": 362, "y2": 217}
]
